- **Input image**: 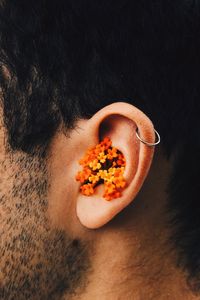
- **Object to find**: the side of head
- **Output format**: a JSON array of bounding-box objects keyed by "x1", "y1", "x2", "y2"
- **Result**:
[{"x1": 0, "y1": 0, "x2": 200, "y2": 299}]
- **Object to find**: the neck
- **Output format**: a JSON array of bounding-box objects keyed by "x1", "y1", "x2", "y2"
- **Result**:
[
  {"x1": 72, "y1": 214, "x2": 198, "y2": 300},
  {"x1": 70, "y1": 149, "x2": 199, "y2": 300}
]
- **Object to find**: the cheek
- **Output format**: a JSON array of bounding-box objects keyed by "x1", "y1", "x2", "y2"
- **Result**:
[
  {"x1": 0, "y1": 103, "x2": 5, "y2": 153},
  {"x1": 0, "y1": 127, "x2": 6, "y2": 160},
  {"x1": 0, "y1": 153, "x2": 28, "y2": 242}
]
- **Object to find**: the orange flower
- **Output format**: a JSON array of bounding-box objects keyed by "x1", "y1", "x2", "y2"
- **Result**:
[
  {"x1": 75, "y1": 167, "x2": 92, "y2": 183},
  {"x1": 75, "y1": 137, "x2": 126, "y2": 201},
  {"x1": 107, "y1": 147, "x2": 118, "y2": 160},
  {"x1": 113, "y1": 177, "x2": 126, "y2": 189},
  {"x1": 80, "y1": 183, "x2": 94, "y2": 196},
  {"x1": 104, "y1": 182, "x2": 116, "y2": 194},
  {"x1": 100, "y1": 137, "x2": 112, "y2": 149},
  {"x1": 117, "y1": 153, "x2": 126, "y2": 166}
]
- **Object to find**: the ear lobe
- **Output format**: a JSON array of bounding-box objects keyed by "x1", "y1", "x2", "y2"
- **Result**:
[{"x1": 76, "y1": 102, "x2": 156, "y2": 229}]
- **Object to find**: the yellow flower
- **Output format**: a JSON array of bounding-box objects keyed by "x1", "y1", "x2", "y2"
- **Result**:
[
  {"x1": 97, "y1": 169, "x2": 108, "y2": 180},
  {"x1": 89, "y1": 159, "x2": 102, "y2": 170},
  {"x1": 98, "y1": 151, "x2": 107, "y2": 163},
  {"x1": 89, "y1": 174, "x2": 100, "y2": 184}
]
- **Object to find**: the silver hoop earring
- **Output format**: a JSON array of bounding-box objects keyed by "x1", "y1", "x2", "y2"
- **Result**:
[{"x1": 136, "y1": 128, "x2": 161, "y2": 147}]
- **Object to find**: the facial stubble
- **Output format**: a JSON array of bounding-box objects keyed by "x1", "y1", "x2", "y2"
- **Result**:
[{"x1": 0, "y1": 150, "x2": 90, "y2": 300}]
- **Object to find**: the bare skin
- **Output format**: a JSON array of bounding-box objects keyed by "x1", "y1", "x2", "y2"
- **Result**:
[{"x1": 1, "y1": 101, "x2": 200, "y2": 299}]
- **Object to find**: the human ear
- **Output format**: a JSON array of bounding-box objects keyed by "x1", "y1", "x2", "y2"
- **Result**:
[{"x1": 74, "y1": 102, "x2": 156, "y2": 229}]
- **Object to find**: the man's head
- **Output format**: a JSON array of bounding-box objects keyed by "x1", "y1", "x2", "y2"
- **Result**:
[{"x1": 0, "y1": 0, "x2": 200, "y2": 299}]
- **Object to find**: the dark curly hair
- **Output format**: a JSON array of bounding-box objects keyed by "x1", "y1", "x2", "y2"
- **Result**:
[{"x1": 0, "y1": 0, "x2": 200, "y2": 291}]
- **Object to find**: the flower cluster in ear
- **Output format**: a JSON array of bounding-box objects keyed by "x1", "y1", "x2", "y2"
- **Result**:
[{"x1": 75, "y1": 137, "x2": 126, "y2": 201}]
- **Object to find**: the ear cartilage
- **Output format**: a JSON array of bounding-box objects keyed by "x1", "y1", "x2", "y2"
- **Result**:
[{"x1": 75, "y1": 137, "x2": 126, "y2": 201}]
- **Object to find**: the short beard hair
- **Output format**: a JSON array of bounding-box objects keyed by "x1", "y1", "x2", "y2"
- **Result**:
[{"x1": 0, "y1": 148, "x2": 90, "y2": 300}]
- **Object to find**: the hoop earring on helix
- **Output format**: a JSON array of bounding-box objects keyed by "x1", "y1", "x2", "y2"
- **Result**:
[
  {"x1": 75, "y1": 128, "x2": 160, "y2": 201},
  {"x1": 135, "y1": 127, "x2": 161, "y2": 147}
]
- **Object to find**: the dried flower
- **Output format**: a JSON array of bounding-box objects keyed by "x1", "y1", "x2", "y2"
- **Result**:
[{"x1": 75, "y1": 137, "x2": 126, "y2": 201}]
